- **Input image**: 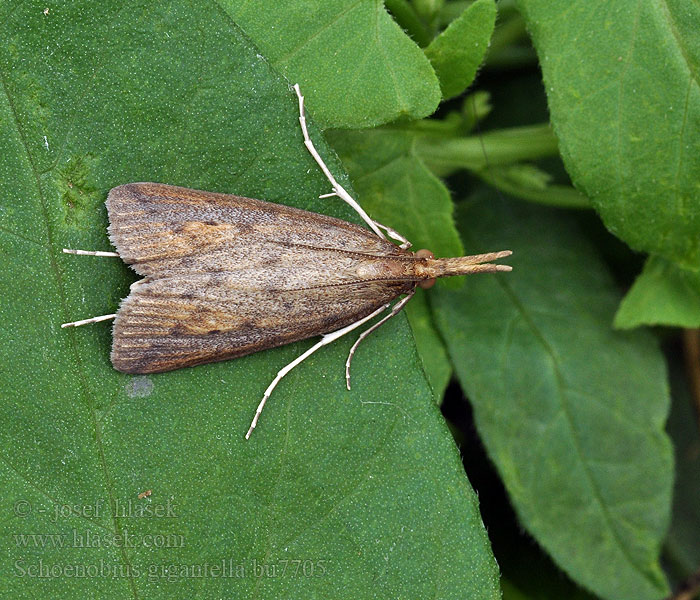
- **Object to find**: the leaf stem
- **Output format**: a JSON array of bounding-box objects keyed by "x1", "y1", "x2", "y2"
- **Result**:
[
  {"x1": 415, "y1": 124, "x2": 560, "y2": 174},
  {"x1": 478, "y1": 169, "x2": 590, "y2": 209}
]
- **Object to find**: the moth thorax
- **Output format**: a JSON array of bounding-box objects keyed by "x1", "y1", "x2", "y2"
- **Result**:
[
  {"x1": 355, "y1": 258, "x2": 406, "y2": 280},
  {"x1": 414, "y1": 249, "x2": 436, "y2": 289}
]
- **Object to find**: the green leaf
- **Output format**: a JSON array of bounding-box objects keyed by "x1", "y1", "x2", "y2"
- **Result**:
[
  {"x1": 517, "y1": 0, "x2": 700, "y2": 269},
  {"x1": 615, "y1": 255, "x2": 700, "y2": 329},
  {"x1": 431, "y1": 194, "x2": 673, "y2": 600},
  {"x1": 424, "y1": 0, "x2": 497, "y2": 99},
  {"x1": 221, "y1": 0, "x2": 442, "y2": 128},
  {"x1": 406, "y1": 289, "x2": 453, "y2": 400},
  {"x1": 0, "y1": 3, "x2": 499, "y2": 598},
  {"x1": 327, "y1": 127, "x2": 464, "y2": 261}
]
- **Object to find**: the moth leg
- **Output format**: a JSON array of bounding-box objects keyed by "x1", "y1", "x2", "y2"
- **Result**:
[
  {"x1": 245, "y1": 301, "x2": 392, "y2": 439},
  {"x1": 345, "y1": 290, "x2": 416, "y2": 390},
  {"x1": 61, "y1": 313, "x2": 116, "y2": 328},
  {"x1": 292, "y1": 83, "x2": 387, "y2": 241},
  {"x1": 63, "y1": 248, "x2": 120, "y2": 257},
  {"x1": 372, "y1": 221, "x2": 412, "y2": 250}
]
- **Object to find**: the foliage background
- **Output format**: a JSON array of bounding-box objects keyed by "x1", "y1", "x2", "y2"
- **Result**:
[{"x1": 0, "y1": 0, "x2": 698, "y2": 599}]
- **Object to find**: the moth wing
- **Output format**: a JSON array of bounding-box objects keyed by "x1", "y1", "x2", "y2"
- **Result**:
[
  {"x1": 111, "y1": 273, "x2": 412, "y2": 374},
  {"x1": 106, "y1": 182, "x2": 405, "y2": 278}
]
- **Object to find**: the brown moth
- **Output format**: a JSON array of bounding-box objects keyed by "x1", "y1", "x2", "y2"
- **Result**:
[{"x1": 62, "y1": 85, "x2": 511, "y2": 438}]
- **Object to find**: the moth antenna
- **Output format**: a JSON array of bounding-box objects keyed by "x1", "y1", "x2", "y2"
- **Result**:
[
  {"x1": 63, "y1": 248, "x2": 120, "y2": 257},
  {"x1": 245, "y1": 301, "x2": 393, "y2": 439},
  {"x1": 293, "y1": 83, "x2": 388, "y2": 242},
  {"x1": 61, "y1": 313, "x2": 116, "y2": 328},
  {"x1": 345, "y1": 290, "x2": 415, "y2": 390}
]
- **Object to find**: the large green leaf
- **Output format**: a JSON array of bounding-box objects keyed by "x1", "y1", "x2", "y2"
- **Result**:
[
  {"x1": 431, "y1": 195, "x2": 673, "y2": 600},
  {"x1": 0, "y1": 2, "x2": 499, "y2": 597},
  {"x1": 221, "y1": 0, "x2": 442, "y2": 128},
  {"x1": 516, "y1": 0, "x2": 700, "y2": 269}
]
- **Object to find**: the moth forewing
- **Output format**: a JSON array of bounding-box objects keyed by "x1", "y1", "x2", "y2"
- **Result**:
[
  {"x1": 61, "y1": 84, "x2": 512, "y2": 438},
  {"x1": 109, "y1": 266, "x2": 415, "y2": 375}
]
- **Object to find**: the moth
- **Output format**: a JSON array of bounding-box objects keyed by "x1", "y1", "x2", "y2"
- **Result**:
[{"x1": 63, "y1": 85, "x2": 512, "y2": 438}]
